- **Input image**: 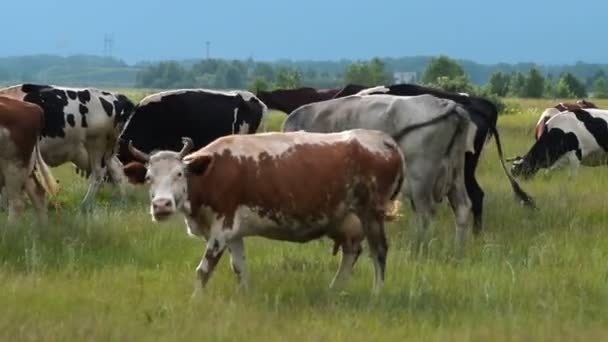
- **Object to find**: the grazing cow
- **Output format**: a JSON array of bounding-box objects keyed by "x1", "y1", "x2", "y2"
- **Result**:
[
  {"x1": 256, "y1": 87, "x2": 340, "y2": 114},
  {"x1": 283, "y1": 94, "x2": 488, "y2": 246},
  {"x1": 124, "y1": 130, "x2": 404, "y2": 294},
  {"x1": 118, "y1": 89, "x2": 267, "y2": 165},
  {"x1": 0, "y1": 96, "x2": 56, "y2": 222},
  {"x1": 534, "y1": 100, "x2": 598, "y2": 140},
  {"x1": 0, "y1": 84, "x2": 135, "y2": 209},
  {"x1": 330, "y1": 84, "x2": 534, "y2": 235},
  {"x1": 512, "y1": 109, "x2": 608, "y2": 177}
]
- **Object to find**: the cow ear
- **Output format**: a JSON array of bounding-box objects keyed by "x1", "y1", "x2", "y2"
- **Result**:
[
  {"x1": 123, "y1": 162, "x2": 147, "y2": 184},
  {"x1": 186, "y1": 155, "x2": 213, "y2": 175}
]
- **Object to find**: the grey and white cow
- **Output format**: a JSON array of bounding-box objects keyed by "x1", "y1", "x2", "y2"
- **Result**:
[
  {"x1": 0, "y1": 84, "x2": 135, "y2": 209},
  {"x1": 512, "y1": 108, "x2": 608, "y2": 178},
  {"x1": 283, "y1": 94, "x2": 474, "y2": 247}
]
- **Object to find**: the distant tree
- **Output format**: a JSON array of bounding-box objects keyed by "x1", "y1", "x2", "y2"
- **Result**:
[
  {"x1": 422, "y1": 55, "x2": 465, "y2": 84},
  {"x1": 275, "y1": 68, "x2": 302, "y2": 89},
  {"x1": 191, "y1": 59, "x2": 223, "y2": 75},
  {"x1": 253, "y1": 63, "x2": 276, "y2": 82},
  {"x1": 555, "y1": 72, "x2": 587, "y2": 98},
  {"x1": 486, "y1": 71, "x2": 510, "y2": 96},
  {"x1": 587, "y1": 69, "x2": 606, "y2": 87},
  {"x1": 433, "y1": 75, "x2": 474, "y2": 94},
  {"x1": 248, "y1": 77, "x2": 271, "y2": 93},
  {"x1": 523, "y1": 67, "x2": 545, "y2": 98},
  {"x1": 344, "y1": 58, "x2": 392, "y2": 87},
  {"x1": 508, "y1": 72, "x2": 526, "y2": 97},
  {"x1": 592, "y1": 78, "x2": 608, "y2": 98}
]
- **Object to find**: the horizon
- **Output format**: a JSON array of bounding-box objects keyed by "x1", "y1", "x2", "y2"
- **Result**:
[{"x1": 3, "y1": 0, "x2": 606, "y2": 65}]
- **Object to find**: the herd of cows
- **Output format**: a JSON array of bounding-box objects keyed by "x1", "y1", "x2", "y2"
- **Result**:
[{"x1": 0, "y1": 82, "x2": 605, "y2": 293}]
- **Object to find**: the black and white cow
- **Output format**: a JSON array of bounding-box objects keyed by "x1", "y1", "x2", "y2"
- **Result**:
[
  {"x1": 334, "y1": 84, "x2": 535, "y2": 235},
  {"x1": 0, "y1": 84, "x2": 135, "y2": 209},
  {"x1": 117, "y1": 89, "x2": 267, "y2": 164},
  {"x1": 512, "y1": 109, "x2": 608, "y2": 178}
]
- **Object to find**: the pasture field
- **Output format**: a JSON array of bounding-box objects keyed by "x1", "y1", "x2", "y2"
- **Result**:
[{"x1": 1, "y1": 97, "x2": 608, "y2": 341}]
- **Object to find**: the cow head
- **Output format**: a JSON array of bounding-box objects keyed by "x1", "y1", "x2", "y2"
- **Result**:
[
  {"x1": 124, "y1": 137, "x2": 212, "y2": 221},
  {"x1": 510, "y1": 155, "x2": 536, "y2": 179}
]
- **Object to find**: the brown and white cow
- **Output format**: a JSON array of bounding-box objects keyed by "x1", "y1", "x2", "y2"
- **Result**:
[
  {"x1": 124, "y1": 130, "x2": 404, "y2": 294},
  {"x1": 534, "y1": 100, "x2": 597, "y2": 140},
  {"x1": 0, "y1": 96, "x2": 56, "y2": 223}
]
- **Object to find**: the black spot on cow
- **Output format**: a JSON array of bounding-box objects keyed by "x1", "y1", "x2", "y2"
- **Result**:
[
  {"x1": 66, "y1": 114, "x2": 76, "y2": 127},
  {"x1": 102, "y1": 91, "x2": 111, "y2": 96},
  {"x1": 113, "y1": 95, "x2": 135, "y2": 128},
  {"x1": 573, "y1": 110, "x2": 608, "y2": 151},
  {"x1": 101, "y1": 156, "x2": 106, "y2": 168},
  {"x1": 77, "y1": 90, "x2": 91, "y2": 104},
  {"x1": 67, "y1": 90, "x2": 77, "y2": 100},
  {"x1": 99, "y1": 97, "x2": 114, "y2": 117},
  {"x1": 81, "y1": 115, "x2": 88, "y2": 127},
  {"x1": 79, "y1": 104, "x2": 89, "y2": 115},
  {"x1": 21, "y1": 84, "x2": 69, "y2": 138}
]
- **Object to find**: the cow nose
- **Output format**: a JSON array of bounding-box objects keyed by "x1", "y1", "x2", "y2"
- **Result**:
[{"x1": 152, "y1": 198, "x2": 173, "y2": 211}]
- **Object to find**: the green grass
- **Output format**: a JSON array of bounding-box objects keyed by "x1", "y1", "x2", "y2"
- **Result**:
[{"x1": 2, "y1": 98, "x2": 608, "y2": 341}]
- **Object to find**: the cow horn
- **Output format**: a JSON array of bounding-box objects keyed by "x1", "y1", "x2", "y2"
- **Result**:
[
  {"x1": 179, "y1": 137, "x2": 194, "y2": 158},
  {"x1": 128, "y1": 141, "x2": 150, "y2": 162},
  {"x1": 506, "y1": 156, "x2": 522, "y2": 163}
]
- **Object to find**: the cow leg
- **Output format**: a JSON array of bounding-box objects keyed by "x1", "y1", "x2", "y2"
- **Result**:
[
  {"x1": 2, "y1": 164, "x2": 27, "y2": 223},
  {"x1": 329, "y1": 244, "x2": 362, "y2": 290},
  {"x1": 193, "y1": 231, "x2": 227, "y2": 296},
  {"x1": 80, "y1": 139, "x2": 106, "y2": 210},
  {"x1": 106, "y1": 156, "x2": 127, "y2": 200},
  {"x1": 365, "y1": 217, "x2": 388, "y2": 295},
  {"x1": 464, "y1": 154, "x2": 484, "y2": 235},
  {"x1": 227, "y1": 238, "x2": 247, "y2": 289},
  {"x1": 24, "y1": 176, "x2": 48, "y2": 225},
  {"x1": 448, "y1": 179, "x2": 472, "y2": 253}
]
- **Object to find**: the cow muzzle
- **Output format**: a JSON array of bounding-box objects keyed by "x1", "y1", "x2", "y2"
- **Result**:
[{"x1": 151, "y1": 197, "x2": 176, "y2": 221}]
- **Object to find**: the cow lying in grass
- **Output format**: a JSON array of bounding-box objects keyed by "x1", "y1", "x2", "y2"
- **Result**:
[{"x1": 124, "y1": 130, "x2": 404, "y2": 294}]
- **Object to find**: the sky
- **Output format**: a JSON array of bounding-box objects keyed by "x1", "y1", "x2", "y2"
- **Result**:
[{"x1": 2, "y1": 0, "x2": 606, "y2": 65}]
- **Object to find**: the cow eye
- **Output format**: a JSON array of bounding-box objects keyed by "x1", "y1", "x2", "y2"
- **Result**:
[
  {"x1": 177, "y1": 172, "x2": 183, "y2": 178},
  {"x1": 145, "y1": 174, "x2": 151, "y2": 182}
]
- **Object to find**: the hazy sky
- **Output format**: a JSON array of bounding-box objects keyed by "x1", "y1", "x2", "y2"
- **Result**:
[{"x1": 2, "y1": 0, "x2": 606, "y2": 64}]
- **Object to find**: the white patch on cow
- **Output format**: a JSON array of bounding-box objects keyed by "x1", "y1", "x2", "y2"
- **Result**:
[
  {"x1": 140, "y1": 88, "x2": 258, "y2": 105},
  {"x1": 203, "y1": 129, "x2": 397, "y2": 162},
  {"x1": 238, "y1": 122, "x2": 250, "y2": 134},
  {"x1": 356, "y1": 86, "x2": 390, "y2": 96},
  {"x1": 544, "y1": 110, "x2": 608, "y2": 164},
  {"x1": 232, "y1": 107, "x2": 239, "y2": 134},
  {"x1": 465, "y1": 121, "x2": 477, "y2": 154},
  {"x1": 458, "y1": 92, "x2": 470, "y2": 97}
]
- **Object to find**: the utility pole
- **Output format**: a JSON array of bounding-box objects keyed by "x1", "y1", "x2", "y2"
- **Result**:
[{"x1": 104, "y1": 33, "x2": 114, "y2": 57}]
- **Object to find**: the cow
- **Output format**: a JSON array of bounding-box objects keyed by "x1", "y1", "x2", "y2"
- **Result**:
[
  {"x1": 325, "y1": 84, "x2": 534, "y2": 235},
  {"x1": 117, "y1": 89, "x2": 267, "y2": 165},
  {"x1": 283, "y1": 94, "x2": 489, "y2": 247},
  {"x1": 0, "y1": 96, "x2": 56, "y2": 222},
  {"x1": 512, "y1": 109, "x2": 608, "y2": 178},
  {"x1": 256, "y1": 87, "x2": 340, "y2": 114},
  {"x1": 534, "y1": 100, "x2": 598, "y2": 140},
  {"x1": 0, "y1": 84, "x2": 135, "y2": 209},
  {"x1": 123, "y1": 130, "x2": 404, "y2": 294}
]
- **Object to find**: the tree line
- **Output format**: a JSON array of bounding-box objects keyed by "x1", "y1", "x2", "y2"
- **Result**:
[{"x1": 134, "y1": 56, "x2": 607, "y2": 100}]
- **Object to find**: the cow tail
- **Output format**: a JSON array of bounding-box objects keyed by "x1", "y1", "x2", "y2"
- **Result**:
[
  {"x1": 33, "y1": 144, "x2": 59, "y2": 196},
  {"x1": 489, "y1": 124, "x2": 536, "y2": 209},
  {"x1": 384, "y1": 141, "x2": 405, "y2": 221}
]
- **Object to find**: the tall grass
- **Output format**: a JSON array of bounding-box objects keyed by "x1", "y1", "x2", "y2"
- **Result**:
[{"x1": 1, "y1": 98, "x2": 608, "y2": 341}]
